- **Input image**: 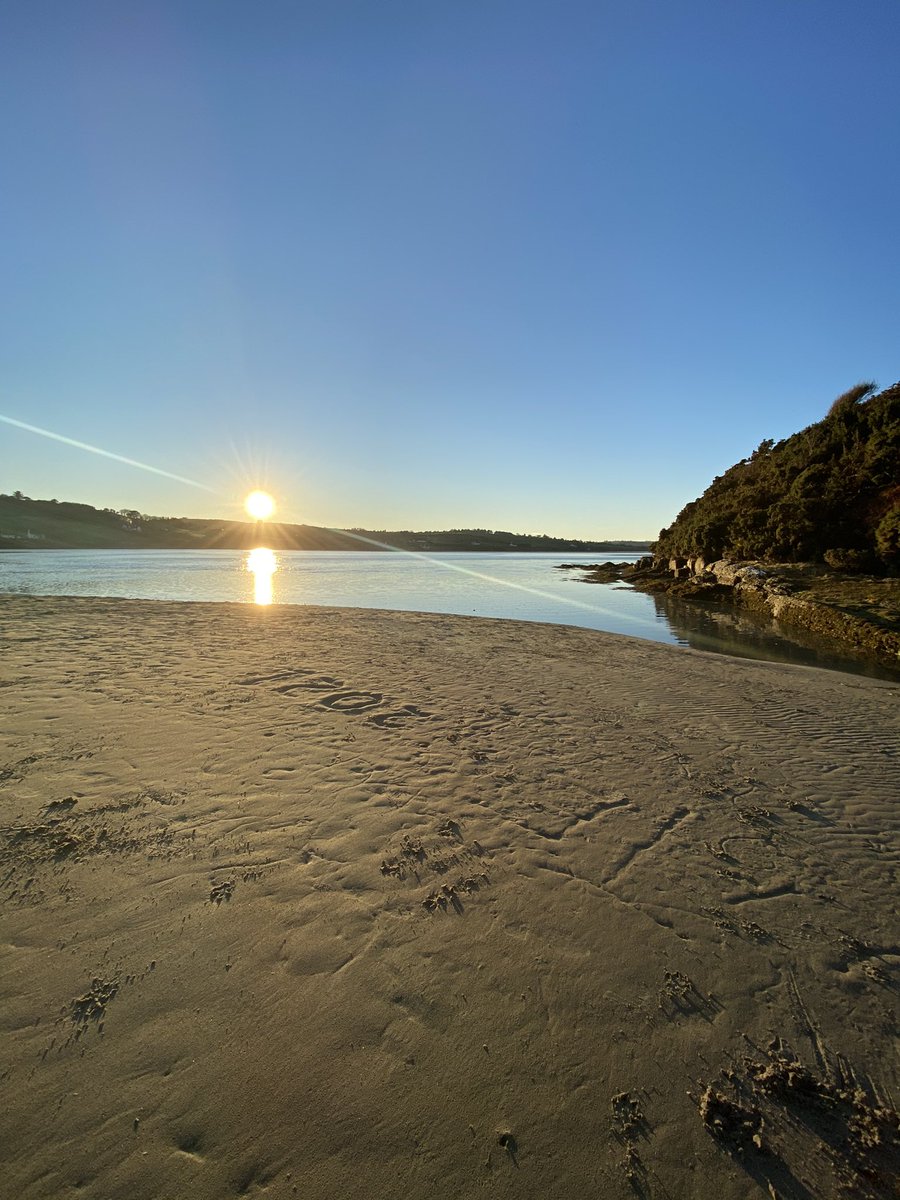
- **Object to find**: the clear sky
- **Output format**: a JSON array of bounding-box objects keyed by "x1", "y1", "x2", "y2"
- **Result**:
[{"x1": 1, "y1": 1, "x2": 898, "y2": 539}]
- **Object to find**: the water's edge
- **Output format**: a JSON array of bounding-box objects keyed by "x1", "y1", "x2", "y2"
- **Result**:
[{"x1": 1, "y1": 549, "x2": 895, "y2": 680}]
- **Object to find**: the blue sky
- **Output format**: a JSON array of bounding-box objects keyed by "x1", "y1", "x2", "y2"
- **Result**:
[{"x1": 1, "y1": 0, "x2": 898, "y2": 539}]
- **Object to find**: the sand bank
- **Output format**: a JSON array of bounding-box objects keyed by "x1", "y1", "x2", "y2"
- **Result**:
[{"x1": 2, "y1": 595, "x2": 898, "y2": 1199}]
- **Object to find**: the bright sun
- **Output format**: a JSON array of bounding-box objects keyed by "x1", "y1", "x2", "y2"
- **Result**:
[{"x1": 244, "y1": 490, "x2": 276, "y2": 521}]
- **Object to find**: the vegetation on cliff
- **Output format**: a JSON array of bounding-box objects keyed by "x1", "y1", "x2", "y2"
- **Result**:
[{"x1": 654, "y1": 381, "x2": 900, "y2": 570}]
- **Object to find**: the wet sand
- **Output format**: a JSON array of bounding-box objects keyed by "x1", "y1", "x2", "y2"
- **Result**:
[{"x1": 1, "y1": 595, "x2": 898, "y2": 1199}]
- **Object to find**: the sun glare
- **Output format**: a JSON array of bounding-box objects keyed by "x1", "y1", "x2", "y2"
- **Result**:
[
  {"x1": 246, "y1": 547, "x2": 277, "y2": 605},
  {"x1": 245, "y1": 490, "x2": 276, "y2": 520}
]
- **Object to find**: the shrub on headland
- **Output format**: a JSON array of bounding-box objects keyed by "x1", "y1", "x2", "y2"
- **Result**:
[
  {"x1": 822, "y1": 548, "x2": 875, "y2": 573},
  {"x1": 654, "y1": 381, "x2": 900, "y2": 570},
  {"x1": 875, "y1": 503, "x2": 900, "y2": 566}
]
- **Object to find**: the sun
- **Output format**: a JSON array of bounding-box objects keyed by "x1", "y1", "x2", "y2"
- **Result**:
[{"x1": 244, "y1": 490, "x2": 276, "y2": 521}]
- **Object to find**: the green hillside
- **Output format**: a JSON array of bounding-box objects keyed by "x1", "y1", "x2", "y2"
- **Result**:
[
  {"x1": 655, "y1": 381, "x2": 900, "y2": 570},
  {"x1": 0, "y1": 494, "x2": 648, "y2": 555}
]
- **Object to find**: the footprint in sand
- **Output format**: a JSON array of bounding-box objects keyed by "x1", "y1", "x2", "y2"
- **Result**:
[
  {"x1": 174, "y1": 1132, "x2": 205, "y2": 1160},
  {"x1": 318, "y1": 691, "x2": 383, "y2": 713},
  {"x1": 235, "y1": 669, "x2": 309, "y2": 686},
  {"x1": 368, "y1": 705, "x2": 430, "y2": 728},
  {"x1": 274, "y1": 676, "x2": 344, "y2": 694},
  {"x1": 209, "y1": 878, "x2": 236, "y2": 904},
  {"x1": 70, "y1": 977, "x2": 119, "y2": 1026}
]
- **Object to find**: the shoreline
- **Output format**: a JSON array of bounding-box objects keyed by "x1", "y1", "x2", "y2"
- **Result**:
[
  {"x1": 2, "y1": 596, "x2": 898, "y2": 1198},
  {"x1": 563, "y1": 558, "x2": 900, "y2": 676},
  {"x1": 2, "y1": 582, "x2": 895, "y2": 684}
]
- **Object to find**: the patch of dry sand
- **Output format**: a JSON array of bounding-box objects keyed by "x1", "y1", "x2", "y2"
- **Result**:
[{"x1": 1, "y1": 595, "x2": 898, "y2": 1199}]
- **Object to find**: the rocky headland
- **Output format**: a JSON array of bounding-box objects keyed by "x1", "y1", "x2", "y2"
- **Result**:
[
  {"x1": 561, "y1": 556, "x2": 900, "y2": 672},
  {"x1": 562, "y1": 380, "x2": 900, "y2": 672}
]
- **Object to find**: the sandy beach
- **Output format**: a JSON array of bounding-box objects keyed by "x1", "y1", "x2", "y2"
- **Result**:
[{"x1": 2, "y1": 594, "x2": 898, "y2": 1199}]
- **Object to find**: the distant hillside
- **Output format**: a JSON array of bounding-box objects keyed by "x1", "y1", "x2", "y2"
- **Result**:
[
  {"x1": 655, "y1": 381, "x2": 900, "y2": 570},
  {"x1": 0, "y1": 494, "x2": 649, "y2": 555}
]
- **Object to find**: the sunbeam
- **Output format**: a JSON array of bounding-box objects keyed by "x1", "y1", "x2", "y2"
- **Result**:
[
  {"x1": 323, "y1": 528, "x2": 649, "y2": 625},
  {"x1": 0, "y1": 414, "x2": 218, "y2": 493}
]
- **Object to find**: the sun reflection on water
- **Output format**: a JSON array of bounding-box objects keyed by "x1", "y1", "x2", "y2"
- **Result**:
[{"x1": 246, "y1": 547, "x2": 277, "y2": 605}]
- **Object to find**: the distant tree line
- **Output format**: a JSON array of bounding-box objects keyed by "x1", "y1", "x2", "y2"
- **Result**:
[{"x1": 1, "y1": 493, "x2": 648, "y2": 553}]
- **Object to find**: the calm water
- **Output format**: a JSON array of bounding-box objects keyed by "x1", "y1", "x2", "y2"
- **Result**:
[{"x1": 0, "y1": 548, "x2": 894, "y2": 679}]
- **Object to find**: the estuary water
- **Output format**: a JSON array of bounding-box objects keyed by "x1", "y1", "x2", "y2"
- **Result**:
[{"x1": 0, "y1": 548, "x2": 892, "y2": 678}]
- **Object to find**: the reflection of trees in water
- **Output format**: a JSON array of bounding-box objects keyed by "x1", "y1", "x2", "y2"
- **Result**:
[{"x1": 649, "y1": 593, "x2": 892, "y2": 680}]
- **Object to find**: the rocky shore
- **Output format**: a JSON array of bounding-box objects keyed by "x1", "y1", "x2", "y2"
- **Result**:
[{"x1": 559, "y1": 557, "x2": 900, "y2": 672}]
